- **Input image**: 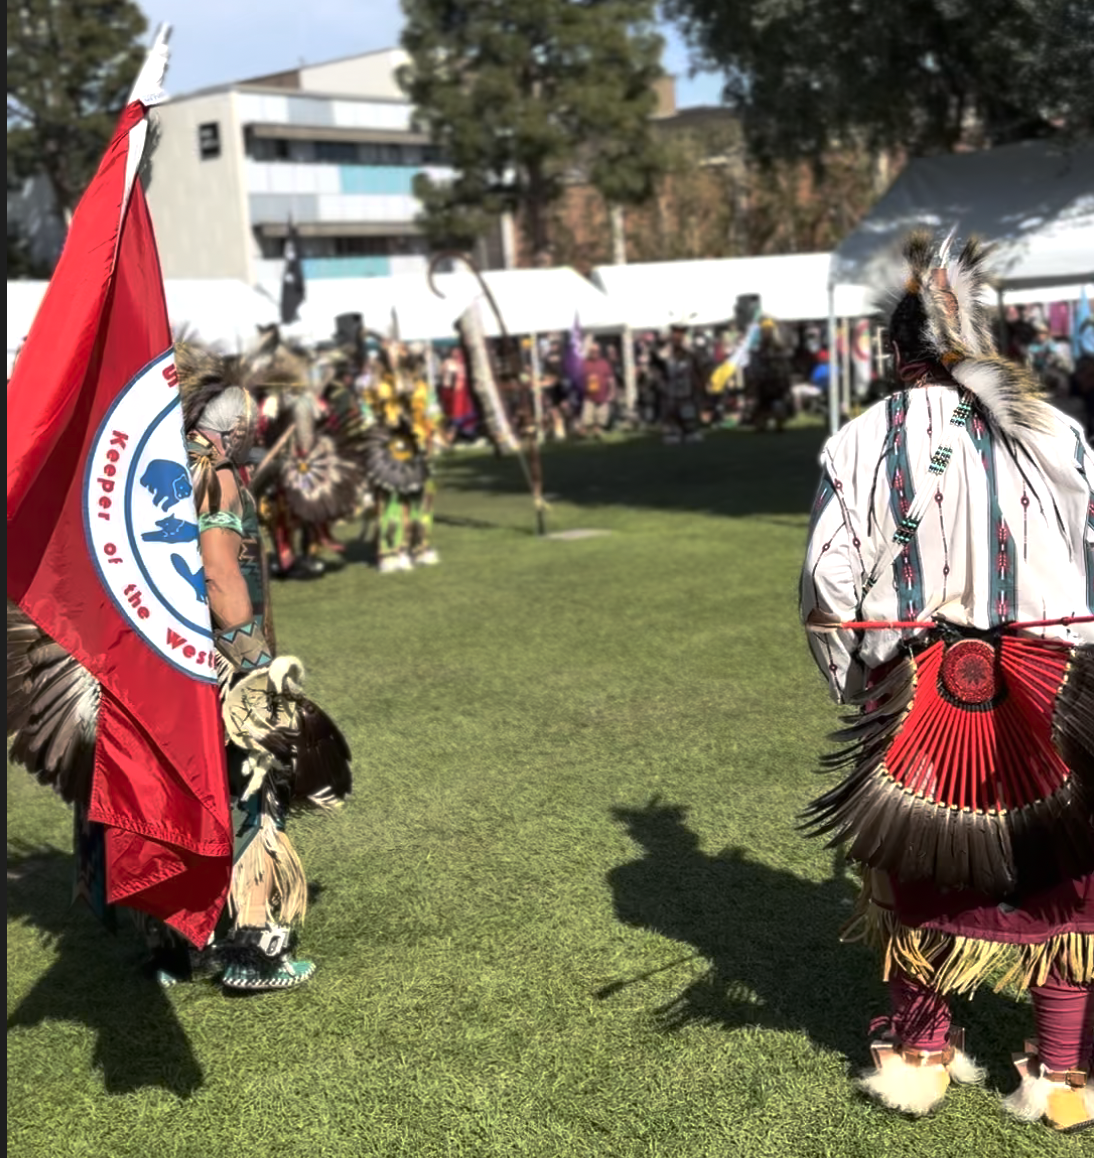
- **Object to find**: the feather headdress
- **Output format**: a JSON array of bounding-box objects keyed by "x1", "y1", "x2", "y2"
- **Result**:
[
  {"x1": 242, "y1": 326, "x2": 312, "y2": 394},
  {"x1": 879, "y1": 230, "x2": 1052, "y2": 436}
]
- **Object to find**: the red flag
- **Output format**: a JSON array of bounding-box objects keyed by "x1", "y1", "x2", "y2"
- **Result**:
[{"x1": 7, "y1": 97, "x2": 231, "y2": 946}]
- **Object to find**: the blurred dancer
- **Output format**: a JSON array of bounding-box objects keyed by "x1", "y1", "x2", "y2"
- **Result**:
[{"x1": 652, "y1": 325, "x2": 704, "y2": 445}]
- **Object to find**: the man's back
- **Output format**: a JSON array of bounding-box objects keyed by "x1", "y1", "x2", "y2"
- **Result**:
[{"x1": 802, "y1": 383, "x2": 1094, "y2": 699}]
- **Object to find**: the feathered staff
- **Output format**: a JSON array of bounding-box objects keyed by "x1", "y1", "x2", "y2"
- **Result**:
[{"x1": 429, "y1": 252, "x2": 547, "y2": 536}]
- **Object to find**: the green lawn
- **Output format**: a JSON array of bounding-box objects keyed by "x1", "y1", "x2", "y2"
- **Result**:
[{"x1": 7, "y1": 429, "x2": 1079, "y2": 1156}]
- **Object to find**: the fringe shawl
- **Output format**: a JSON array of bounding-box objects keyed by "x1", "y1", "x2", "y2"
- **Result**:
[{"x1": 841, "y1": 874, "x2": 1093, "y2": 995}]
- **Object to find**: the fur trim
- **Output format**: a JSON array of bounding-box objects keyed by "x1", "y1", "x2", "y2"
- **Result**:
[
  {"x1": 1003, "y1": 1067, "x2": 1094, "y2": 1132},
  {"x1": 228, "y1": 782, "x2": 308, "y2": 929},
  {"x1": 951, "y1": 356, "x2": 1054, "y2": 435},
  {"x1": 948, "y1": 1049, "x2": 988, "y2": 1085},
  {"x1": 859, "y1": 1048, "x2": 951, "y2": 1115}
]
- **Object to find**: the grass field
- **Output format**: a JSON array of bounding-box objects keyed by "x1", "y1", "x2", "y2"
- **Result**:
[{"x1": 7, "y1": 428, "x2": 1082, "y2": 1157}]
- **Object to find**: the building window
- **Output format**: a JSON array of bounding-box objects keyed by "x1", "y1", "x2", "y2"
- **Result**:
[
  {"x1": 250, "y1": 137, "x2": 292, "y2": 162},
  {"x1": 198, "y1": 122, "x2": 221, "y2": 160},
  {"x1": 315, "y1": 141, "x2": 360, "y2": 164},
  {"x1": 245, "y1": 136, "x2": 447, "y2": 167},
  {"x1": 334, "y1": 236, "x2": 387, "y2": 256}
]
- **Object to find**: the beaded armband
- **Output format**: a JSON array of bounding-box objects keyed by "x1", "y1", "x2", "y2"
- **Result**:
[
  {"x1": 199, "y1": 511, "x2": 245, "y2": 536},
  {"x1": 214, "y1": 617, "x2": 274, "y2": 673}
]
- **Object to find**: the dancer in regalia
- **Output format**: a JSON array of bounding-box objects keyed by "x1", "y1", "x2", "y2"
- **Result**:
[
  {"x1": 246, "y1": 329, "x2": 365, "y2": 577},
  {"x1": 800, "y1": 232, "x2": 1094, "y2": 1133},
  {"x1": 651, "y1": 324, "x2": 705, "y2": 445},
  {"x1": 745, "y1": 318, "x2": 792, "y2": 433},
  {"x1": 360, "y1": 341, "x2": 439, "y2": 573},
  {"x1": 9, "y1": 344, "x2": 353, "y2": 991}
]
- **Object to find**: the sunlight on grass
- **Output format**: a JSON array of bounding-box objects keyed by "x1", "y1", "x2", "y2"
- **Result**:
[{"x1": 8, "y1": 431, "x2": 1073, "y2": 1157}]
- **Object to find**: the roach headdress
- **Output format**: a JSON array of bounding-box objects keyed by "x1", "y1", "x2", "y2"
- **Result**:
[{"x1": 880, "y1": 230, "x2": 1053, "y2": 437}]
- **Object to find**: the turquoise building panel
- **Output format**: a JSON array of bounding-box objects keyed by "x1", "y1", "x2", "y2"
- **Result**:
[
  {"x1": 339, "y1": 165, "x2": 421, "y2": 196},
  {"x1": 303, "y1": 256, "x2": 392, "y2": 278}
]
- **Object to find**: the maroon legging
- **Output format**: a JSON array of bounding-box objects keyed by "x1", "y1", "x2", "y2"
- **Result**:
[{"x1": 884, "y1": 965, "x2": 1094, "y2": 1070}]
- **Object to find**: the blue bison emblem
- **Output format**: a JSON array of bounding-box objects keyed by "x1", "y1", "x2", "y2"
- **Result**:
[
  {"x1": 140, "y1": 460, "x2": 192, "y2": 511},
  {"x1": 142, "y1": 516, "x2": 199, "y2": 544}
]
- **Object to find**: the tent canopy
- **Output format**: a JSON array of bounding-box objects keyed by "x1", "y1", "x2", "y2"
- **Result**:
[
  {"x1": 831, "y1": 139, "x2": 1094, "y2": 292},
  {"x1": 166, "y1": 279, "x2": 280, "y2": 348},
  {"x1": 7, "y1": 278, "x2": 279, "y2": 374},
  {"x1": 592, "y1": 253, "x2": 868, "y2": 330},
  {"x1": 294, "y1": 265, "x2": 621, "y2": 343}
]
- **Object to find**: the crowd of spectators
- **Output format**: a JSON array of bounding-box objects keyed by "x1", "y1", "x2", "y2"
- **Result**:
[{"x1": 412, "y1": 299, "x2": 1094, "y2": 447}]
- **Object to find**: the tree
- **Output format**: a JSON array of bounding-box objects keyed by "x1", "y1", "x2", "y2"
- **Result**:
[
  {"x1": 664, "y1": 0, "x2": 1094, "y2": 164},
  {"x1": 399, "y1": 0, "x2": 667, "y2": 262},
  {"x1": 7, "y1": 0, "x2": 147, "y2": 227},
  {"x1": 549, "y1": 114, "x2": 880, "y2": 269},
  {"x1": 7, "y1": 223, "x2": 52, "y2": 280}
]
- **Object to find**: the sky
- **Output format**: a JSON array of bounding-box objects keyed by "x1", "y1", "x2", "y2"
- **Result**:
[{"x1": 138, "y1": 0, "x2": 725, "y2": 107}]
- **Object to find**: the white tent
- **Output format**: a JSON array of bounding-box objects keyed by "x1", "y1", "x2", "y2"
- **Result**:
[
  {"x1": 165, "y1": 279, "x2": 280, "y2": 349},
  {"x1": 826, "y1": 138, "x2": 1094, "y2": 431},
  {"x1": 832, "y1": 139, "x2": 1094, "y2": 292},
  {"x1": 294, "y1": 265, "x2": 622, "y2": 343},
  {"x1": 592, "y1": 253, "x2": 869, "y2": 330},
  {"x1": 7, "y1": 280, "x2": 48, "y2": 374},
  {"x1": 7, "y1": 278, "x2": 280, "y2": 375}
]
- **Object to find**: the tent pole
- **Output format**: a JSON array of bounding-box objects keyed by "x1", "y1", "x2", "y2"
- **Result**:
[
  {"x1": 622, "y1": 324, "x2": 637, "y2": 424},
  {"x1": 529, "y1": 332, "x2": 544, "y2": 445},
  {"x1": 827, "y1": 282, "x2": 839, "y2": 435},
  {"x1": 610, "y1": 205, "x2": 638, "y2": 424}
]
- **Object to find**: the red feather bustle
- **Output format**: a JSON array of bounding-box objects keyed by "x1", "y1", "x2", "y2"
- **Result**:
[
  {"x1": 801, "y1": 633, "x2": 1094, "y2": 897},
  {"x1": 881, "y1": 638, "x2": 1071, "y2": 812}
]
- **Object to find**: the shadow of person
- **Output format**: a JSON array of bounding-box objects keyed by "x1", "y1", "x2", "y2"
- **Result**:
[
  {"x1": 6, "y1": 843, "x2": 204, "y2": 1098},
  {"x1": 603, "y1": 798, "x2": 886, "y2": 1063},
  {"x1": 603, "y1": 799, "x2": 1045, "y2": 1085}
]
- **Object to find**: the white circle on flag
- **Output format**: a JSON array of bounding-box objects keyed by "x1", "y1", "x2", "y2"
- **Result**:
[{"x1": 83, "y1": 348, "x2": 217, "y2": 682}]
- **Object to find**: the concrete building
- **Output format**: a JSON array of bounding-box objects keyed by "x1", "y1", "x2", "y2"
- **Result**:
[{"x1": 144, "y1": 48, "x2": 454, "y2": 295}]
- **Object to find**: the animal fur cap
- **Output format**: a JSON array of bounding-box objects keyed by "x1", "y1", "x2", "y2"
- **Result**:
[{"x1": 175, "y1": 340, "x2": 245, "y2": 432}]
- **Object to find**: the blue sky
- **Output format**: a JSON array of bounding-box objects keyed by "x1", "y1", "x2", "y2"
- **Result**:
[{"x1": 139, "y1": 1, "x2": 724, "y2": 107}]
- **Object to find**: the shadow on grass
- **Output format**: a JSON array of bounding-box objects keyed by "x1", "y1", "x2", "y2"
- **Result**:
[
  {"x1": 437, "y1": 427, "x2": 828, "y2": 522},
  {"x1": 603, "y1": 799, "x2": 1036, "y2": 1081},
  {"x1": 6, "y1": 844, "x2": 204, "y2": 1098}
]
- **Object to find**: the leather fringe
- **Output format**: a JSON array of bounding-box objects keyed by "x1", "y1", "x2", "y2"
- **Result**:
[
  {"x1": 840, "y1": 882, "x2": 1093, "y2": 996},
  {"x1": 228, "y1": 785, "x2": 308, "y2": 928}
]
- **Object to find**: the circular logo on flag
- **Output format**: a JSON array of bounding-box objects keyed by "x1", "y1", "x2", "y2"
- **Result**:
[{"x1": 83, "y1": 349, "x2": 217, "y2": 682}]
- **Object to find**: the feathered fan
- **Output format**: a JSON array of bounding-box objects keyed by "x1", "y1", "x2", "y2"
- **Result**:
[
  {"x1": 279, "y1": 432, "x2": 363, "y2": 523},
  {"x1": 801, "y1": 629, "x2": 1094, "y2": 898},
  {"x1": 361, "y1": 422, "x2": 430, "y2": 495},
  {"x1": 221, "y1": 659, "x2": 353, "y2": 807},
  {"x1": 7, "y1": 602, "x2": 99, "y2": 807},
  {"x1": 244, "y1": 329, "x2": 366, "y2": 523}
]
